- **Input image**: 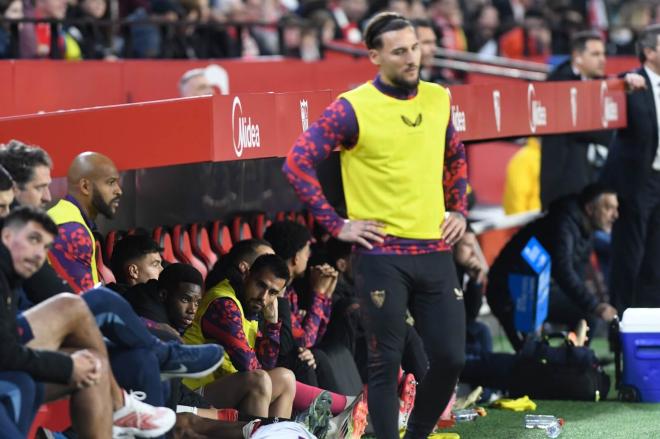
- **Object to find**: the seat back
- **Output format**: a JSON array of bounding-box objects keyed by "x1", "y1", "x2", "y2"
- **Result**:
[
  {"x1": 172, "y1": 225, "x2": 208, "y2": 278},
  {"x1": 153, "y1": 227, "x2": 178, "y2": 264},
  {"x1": 190, "y1": 223, "x2": 218, "y2": 271},
  {"x1": 95, "y1": 241, "x2": 116, "y2": 284},
  {"x1": 250, "y1": 213, "x2": 267, "y2": 239},
  {"x1": 231, "y1": 216, "x2": 253, "y2": 244},
  {"x1": 210, "y1": 221, "x2": 233, "y2": 255},
  {"x1": 104, "y1": 229, "x2": 126, "y2": 264}
]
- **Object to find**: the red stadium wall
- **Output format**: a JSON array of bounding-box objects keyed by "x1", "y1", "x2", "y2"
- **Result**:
[
  {"x1": 0, "y1": 56, "x2": 639, "y2": 118},
  {"x1": 0, "y1": 79, "x2": 628, "y2": 178}
]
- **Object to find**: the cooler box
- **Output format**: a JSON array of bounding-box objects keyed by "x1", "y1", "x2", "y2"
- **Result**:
[
  {"x1": 508, "y1": 237, "x2": 551, "y2": 333},
  {"x1": 620, "y1": 308, "x2": 660, "y2": 402}
]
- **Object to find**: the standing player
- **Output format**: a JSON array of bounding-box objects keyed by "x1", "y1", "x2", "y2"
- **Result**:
[{"x1": 283, "y1": 11, "x2": 468, "y2": 439}]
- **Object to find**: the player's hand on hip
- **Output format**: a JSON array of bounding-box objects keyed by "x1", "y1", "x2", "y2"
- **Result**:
[
  {"x1": 442, "y1": 212, "x2": 467, "y2": 246},
  {"x1": 337, "y1": 220, "x2": 386, "y2": 250}
]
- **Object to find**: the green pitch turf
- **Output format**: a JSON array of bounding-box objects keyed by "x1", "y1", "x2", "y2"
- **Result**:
[{"x1": 364, "y1": 338, "x2": 660, "y2": 438}]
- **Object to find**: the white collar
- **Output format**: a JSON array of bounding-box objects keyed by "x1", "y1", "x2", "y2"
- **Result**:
[{"x1": 644, "y1": 66, "x2": 660, "y2": 88}]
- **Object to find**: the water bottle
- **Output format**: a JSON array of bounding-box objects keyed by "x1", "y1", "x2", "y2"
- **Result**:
[
  {"x1": 453, "y1": 409, "x2": 479, "y2": 422},
  {"x1": 524, "y1": 415, "x2": 557, "y2": 428},
  {"x1": 545, "y1": 420, "x2": 563, "y2": 438},
  {"x1": 524, "y1": 415, "x2": 563, "y2": 437}
]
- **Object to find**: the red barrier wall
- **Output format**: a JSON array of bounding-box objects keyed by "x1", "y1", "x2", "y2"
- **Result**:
[
  {"x1": 0, "y1": 58, "x2": 375, "y2": 117},
  {"x1": 0, "y1": 56, "x2": 639, "y2": 117},
  {"x1": 0, "y1": 80, "x2": 627, "y2": 177}
]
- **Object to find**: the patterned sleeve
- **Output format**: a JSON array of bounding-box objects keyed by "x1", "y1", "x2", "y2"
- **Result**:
[
  {"x1": 288, "y1": 289, "x2": 332, "y2": 348},
  {"x1": 201, "y1": 298, "x2": 262, "y2": 371},
  {"x1": 255, "y1": 321, "x2": 282, "y2": 370},
  {"x1": 282, "y1": 98, "x2": 358, "y2": 236},
  {"x1": 443, "y1": 116, "x2": 469, "y2": 217},
  {"x1": 48, "y1": 222, "x2": 95, "y2": 294},
  {"x1": 299, "y1": 292, "x2": 332, "y2": 348}
]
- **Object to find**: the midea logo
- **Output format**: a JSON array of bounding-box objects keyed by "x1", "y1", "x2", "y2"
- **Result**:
[
  {"x1": 527, "y1": 84, "x2": 547, "y2": 133},
  {"x1": 600, "y1": 81, "x2": 619, "y2": 128},
  {"x1": 232, "y1": 96, "x2": 261, "y2": 158}
]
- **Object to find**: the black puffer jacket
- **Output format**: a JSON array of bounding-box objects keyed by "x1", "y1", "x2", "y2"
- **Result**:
[
  {"x1": 0, "y1": 242, "x2": 73, "y2": 383},
  {"x1": 489, "y1": 196, "x2": 599, "y2": 314}
]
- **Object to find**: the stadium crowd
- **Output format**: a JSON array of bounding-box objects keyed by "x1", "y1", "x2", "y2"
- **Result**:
[{"x1": 0, "y1": 0, "x2": 659, "y2": 60}]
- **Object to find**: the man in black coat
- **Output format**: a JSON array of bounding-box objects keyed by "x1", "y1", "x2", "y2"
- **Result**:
[
  {"x1": 487, "y1": 184, "x2": 618, "y2": 351},
  {"x1": 540, "y1": 31, "x2": 613, "y2": 209},
  {"x1": 601, "y1": 24, "x2": 660, "y2": 312}
]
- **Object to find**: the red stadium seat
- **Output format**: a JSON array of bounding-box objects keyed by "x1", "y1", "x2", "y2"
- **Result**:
[
  {"x1": 275, "y1": 211, "x2": 296, "y2": 222},
  {"x1": 153, "y1": 227, "x2": 178, "y2": 264},
  {"x1": 96, "y1": 241, "x2": 116, "y2": 285},
  {"x1": 231, "y1": 216, "x2": 253, "y2": 244},
  {"x1": 304, "y1": 211, "x2": 315, "y2": 231},
  {"x1": 104, "y1": 230, "x2": 126, "y2": 264},
  {"x1": 172, "y1": 225, "x2": 208, "y2": 278},
  {"x1": 190, "y1": 223, "x2": 218, "y2": 271},
  {"x1": 210, "y1": 221, "x2": 233, "y2": 255},
  {"x1": 295, "y1": 212, "x2": 307, "y2": 227},
  {"x1": 250, "y1": 213, "x2": 267, "y2": 239},
  {"x1": 28, "y1": 399, "x2": 71, "y2": 439}
]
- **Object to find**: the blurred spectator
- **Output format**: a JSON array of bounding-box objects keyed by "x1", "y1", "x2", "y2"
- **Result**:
[
  {"x1": 309, "y1": 8, "x2": 335, "y2": 46},
  {"x1": 466, "y1": 4, "x2": 499, "y2": 56},
  {"x1": 412, "y1": 18, "x2": 445, "y2": 84},
  {"x1": 499, "y1": 8, "x2": 551, "y2": 59},
  {"x1": 179, "y1": 67, "x2": 215, "y2": 96},
  {"x1": 386, "y1": 0, "x2": 410, "y2": 18},
  {"x1": 548, "y1": 7, "x2": 586, "y2": 54},
  {"x1": 427, "y1": 0, "x2": 466, "y2": 82},
  {"x1": 67, "y1": 0, "x2": 115, "y2": 59},
  {"x1": 493, "y1": 0, "x2": 530, "y2": 32},
  {"x1": 280, "y1": 13, "x2": 305, "y2": 58},
  {"x1": 0, "y1": 0, "x2": 22, "y2": 58},
  {"x1": 408, "y1": 0, "x2": 427, "y2": 20},
  {"x1": 331, "y1": 0, "x2": 368, "y2": 44},
  {"x1": 608, "y1": 1, "x2": 654, "y2": 55},
  {"x1": 502, "y1": 137, "x2": 541, "y2": 215},
  {"x1": 428, "y1": 0, "x2": 466, "y2": 51},
  {"x1": 178, "y1": 64, "x2": 229, "y2": 96},
  {"x1": 32, "y1": 0, "x2": 82, "y2": 58},
  {"x1": 297, "y1": 22, "x2": 321, "y2": 61}
]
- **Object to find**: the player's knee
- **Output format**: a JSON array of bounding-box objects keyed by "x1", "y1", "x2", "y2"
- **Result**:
[
  {"x1": 274, "y1": 367, "x2": 296, "y2": 393},
  {"x1": 52, "y1": 292, "x2": 88, "y2": 317},
  {"x1": 247, "y1": 369, "x2": 272, "y2": 397}
]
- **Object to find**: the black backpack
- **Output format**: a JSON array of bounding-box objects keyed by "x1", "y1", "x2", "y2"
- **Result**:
[{"x1": 508, "y1": 335, "x2": 610, "y2": 401}]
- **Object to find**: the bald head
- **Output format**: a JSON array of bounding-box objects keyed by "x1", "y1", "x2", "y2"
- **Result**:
[{"x1": 67, "y1": 152, "x2": 122, "y2": 220}]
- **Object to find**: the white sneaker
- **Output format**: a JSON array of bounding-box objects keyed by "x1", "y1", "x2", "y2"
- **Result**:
[{"x1": 113, "y1": 390, "x2": 176, "y2": 438}]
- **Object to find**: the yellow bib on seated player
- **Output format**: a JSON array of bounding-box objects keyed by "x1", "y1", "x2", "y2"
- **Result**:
[
  {"x1": 339, "y1": 81, "x2": 450, "y2": 240},
  {"x1": 182, "y1": 279, "x2": 258, "y2": 390},
  {"x1": 47, "y1": 199, "x2": 99, "y2": 284}
]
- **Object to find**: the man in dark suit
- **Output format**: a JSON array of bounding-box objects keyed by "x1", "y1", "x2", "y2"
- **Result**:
[
  {"x1": 541, "y1": 31, "x2": 613, "y2": 209},
  {"x1": 601, "y1": 24, "x2": 660, "y2": 312}
]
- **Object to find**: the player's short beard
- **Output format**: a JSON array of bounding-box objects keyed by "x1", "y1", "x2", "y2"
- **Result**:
[
  {"x1": 391, "y1": 74, "x2": 420, "y2": 91},
  {"x1": 91, "y1": 186, "x2": 118, "y2": 219}
]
